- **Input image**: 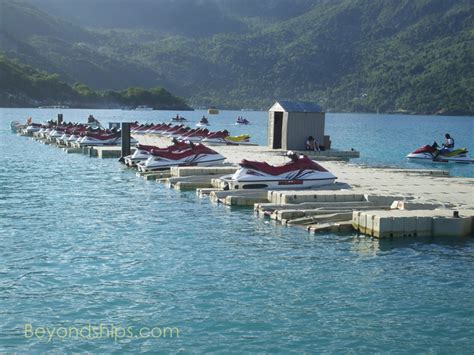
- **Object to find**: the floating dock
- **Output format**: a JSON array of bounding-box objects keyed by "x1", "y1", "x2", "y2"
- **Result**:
[{"x1": 17, "y1": 127, "x2": 474, "y2": 239}]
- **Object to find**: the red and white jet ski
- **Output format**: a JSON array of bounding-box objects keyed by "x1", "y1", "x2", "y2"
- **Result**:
[
  {"x1": 179, "y1": 128, "x2": 210, "y2": 142},
  {"x1": 137, "y1": 143, "x2": 225, "y2": 172},
  {"x1": 78, "y1": 131, "x2": 138, "y2": 146},
  {"x1": 223, "y1": 152, "x2": 337, "y2": 190},
  {"x1": 131, "y1": 123, "x2": 155, "y2": 135},
  {"x1": 24, "y1": 123, "x2": 43, "y2": 134},
  {"x1": 123, "y1": 141, "x2": 190, "y2": 166},
  {"x1": 406, "y1": 143, "x2": 474, "y2": 164}
]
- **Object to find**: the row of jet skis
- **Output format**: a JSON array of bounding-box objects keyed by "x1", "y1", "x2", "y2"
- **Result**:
[
  {"x1": 16, "y1": 119, "x2": 338, "y2": 189},
  {"x1": 21, "y1": 121, "x2": 137, "y2": 146},
  {"x1": 18, "y1": 121, "x2": 253, "y2": 146},
  {"x1": 131, "y1": 122, "x2": 252, "y2": 145},
  {"x1": 13, "y1": 118, "x2": 473, "y2": 191},
  {"x1": 124, "y1": 141, "x2": 338, "y2": 190}
]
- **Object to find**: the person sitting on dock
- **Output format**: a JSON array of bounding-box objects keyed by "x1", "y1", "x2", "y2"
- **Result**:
[{"x1": 306, "y1": 136, "x2": 320, "y2": 152}]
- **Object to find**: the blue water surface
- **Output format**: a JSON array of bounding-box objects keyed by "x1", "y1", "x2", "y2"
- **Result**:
[{"x1": 0, "y1": 108, "x2": 473, "y2": 353}]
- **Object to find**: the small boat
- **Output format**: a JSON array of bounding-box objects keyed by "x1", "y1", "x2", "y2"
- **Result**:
[
  {"x1": 222, "y1": 152, "x2": 337, "y2": 190},
  {"x1": 137, "y1": 143, "x2": 226, "y2": 172},
  {"x1": 406, "y1": 143, "x2": 474, "y2": 164},
  {"x1": 208, "y1": 107, "x2": 219, "y2": 115}
]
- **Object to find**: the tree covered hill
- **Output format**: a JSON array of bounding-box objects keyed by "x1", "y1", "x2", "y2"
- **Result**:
[
  {"x1": 1, "y1": 0, "x2": 473, "y2": 114},
  {"x1": 0, "y1": 54, "x2": 191, "y2": 109}
]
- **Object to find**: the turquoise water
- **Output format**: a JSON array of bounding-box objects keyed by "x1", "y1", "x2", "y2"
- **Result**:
[{"x1": 1, "y1": 108, "x2": 473, "y2": 353}]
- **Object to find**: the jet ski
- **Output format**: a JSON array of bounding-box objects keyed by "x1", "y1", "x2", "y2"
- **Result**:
[
  {"x1": 406, "y1": 142, "x2": 474, "y2": 164},
  {"x1": 196, "y1": 117, "x2": 210, "y2": 127},
  {"x1": 24, "y1": 123, "x2": 43, "y2": 134},
  {"x1": 235, "y1": 117, "x2": 250, "y2": 125},
  {"x1": 145, "y1": 123, "x2": 171, "y2": 135},
  {"x1": 178, "y1": 128, "x2": 210, "y2": 142},
  {"x1": 202, "y1": 131, "x2": 252, "y2": 145},
  {"x1": 222, "y1": 152, "x2": 337, "y2": 190},
  {"x1": 166, "y1": 126, "x2": 191, "y2": 139},
  {"x1": 123, "y1": 141, "x2": 189, "y2": 166},
  {"x1": 171, "y1": 115, "x2": 187, "y2": 122},
  {"x1": 132, "y1": 123, "x2": 155, "y2": 135},
  {"x1": 201, "y1": 130, "x2": 229, "y2": 143},
  {"x1": 137, "y1": 143, "x2": 226, "y2": 172},
  {"x1": 10, "y1": 121, "x2": 24, "y2": 133},
  {"x1": 78, "y1": 130, "x2": 138, "y2": 146},
  {"x1": 223, "y1": 134, "x2": 252, "y2": 145}
]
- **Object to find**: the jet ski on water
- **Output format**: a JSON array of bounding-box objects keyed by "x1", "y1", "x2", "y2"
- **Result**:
[
  {"x1": 222, "y1": 152, "x2": 337, "y2": 190},
  {"x1": 235, "y1": 117, "x2": 250, "y2": 125},
  {"x1": 172, "y1": 116, "x2": 187, "y2": 122},
  {"x1": 196, "y1": 116, "x2": 210, "y2": 127},
  {"x1": 406, "y1": 142, "x2": 474, "y2": 164},
  {"x1": 123, "y1": 141, "x2": 189, "y2": 166},
  {"x1": 10, "y1": 121, "x2": 23, "y2": 133},
  {"x1": 137, "y1": 143, "x2": 226, "y2": 172}
]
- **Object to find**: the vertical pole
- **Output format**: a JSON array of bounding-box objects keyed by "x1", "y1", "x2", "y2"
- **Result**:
[
  {"x1": 57, "y1": 113, "x2": 63, "y2": 125},
  {"x1": 120, "y1": 122, "x2": 131, "y2": 163}
]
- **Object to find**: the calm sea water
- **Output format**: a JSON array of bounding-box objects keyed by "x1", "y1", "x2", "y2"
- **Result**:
[{"x1": 0, "y1": 108, "x2": 473, "y2": 353}]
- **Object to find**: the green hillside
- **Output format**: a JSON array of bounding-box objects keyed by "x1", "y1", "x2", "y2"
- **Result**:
[
  {"x1": 1, "y1": 0, "x2": 473, "y2": 114},
  {"x1": 0, "y1": 55, "x2": 191, "y2": 109}
]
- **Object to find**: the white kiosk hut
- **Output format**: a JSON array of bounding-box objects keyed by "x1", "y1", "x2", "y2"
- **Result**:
[{"x1": 268, "y1": 101, "x2": 326, "y2": 151}]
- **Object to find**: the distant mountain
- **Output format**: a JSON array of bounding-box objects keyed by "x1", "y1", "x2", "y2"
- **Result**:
[
  {"x1": 0, "y1": 54, "x2": 191, "y2": 109},
  {"x1": 2, "y1": 0, "x2": 473, "y2": 114},
  {"x1": 25, "y1": 0, "x2": 316, "y2": 34},
  {"x1": 0, "y1": 0, "x2": 170, "y2": 90}
]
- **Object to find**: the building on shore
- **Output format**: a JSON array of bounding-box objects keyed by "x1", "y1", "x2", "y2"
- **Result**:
[{"x1": 268, "y1": 101, "x2": 326, "y2": 151}]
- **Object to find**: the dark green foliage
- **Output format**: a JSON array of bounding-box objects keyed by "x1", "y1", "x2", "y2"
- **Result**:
[
  {"x1": 0, "y1": 55, "x2": 191, "y2": 109},
  {"x1": 2, "y1": 0, "x2": 473, "y2": 114}
]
